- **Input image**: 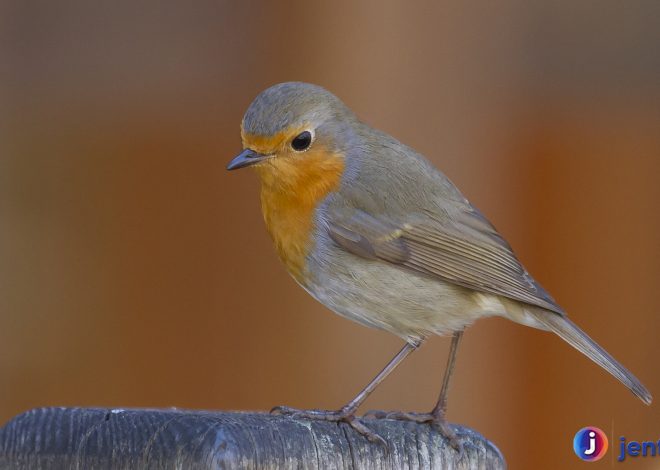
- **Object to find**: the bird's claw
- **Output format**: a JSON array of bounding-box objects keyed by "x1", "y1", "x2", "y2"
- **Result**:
[
  {"x1": 364, "y1": 410, "x2": 435, "y2": 423},
  {"x1": 271, "y1": 405, "x2": 346, "y2": 421},
  {"x1": 364, "y1": 409, "x2": 463, "y2": 452},
  {"x1": 270, "y1": 405, "x2": 387, "y2": 445},
  {"x1": 432, "y1": 418, "x2": 463, "y2": 453}
]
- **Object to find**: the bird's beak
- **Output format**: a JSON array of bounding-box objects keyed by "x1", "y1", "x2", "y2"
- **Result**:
[{"x1": 226, "y1": 148, "x2": 271, "y2": 171}]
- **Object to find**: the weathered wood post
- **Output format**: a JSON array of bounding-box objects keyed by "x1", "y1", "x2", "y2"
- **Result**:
[{"x1": 0, "y1": 407, "x2": 505, "y2": 469}]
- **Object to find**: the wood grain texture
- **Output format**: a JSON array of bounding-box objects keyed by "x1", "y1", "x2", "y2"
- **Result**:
[{"x1": 0, "y1": 408, "x2": 505, "y2": 469}]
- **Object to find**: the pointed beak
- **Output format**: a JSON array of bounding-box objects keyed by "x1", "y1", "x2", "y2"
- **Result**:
[{"x1": 226, "y1": 148, "x2": 271, "y2": 171}]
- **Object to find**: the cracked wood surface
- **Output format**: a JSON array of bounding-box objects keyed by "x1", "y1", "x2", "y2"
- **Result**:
[{"x1": 0, "y1": 407, "x2": 505, "y2": 469}]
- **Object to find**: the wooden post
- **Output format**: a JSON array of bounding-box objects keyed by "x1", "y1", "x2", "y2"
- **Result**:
[{"x1": 0, "y1": 407, "x2": 505, "y2": 469}]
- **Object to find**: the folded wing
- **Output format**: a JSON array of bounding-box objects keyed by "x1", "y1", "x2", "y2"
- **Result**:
[{"x1": 326, "y1": 205, "x2": 564, "y2": 315}]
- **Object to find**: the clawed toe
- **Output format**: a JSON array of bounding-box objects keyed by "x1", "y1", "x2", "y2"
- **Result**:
[
  {"x1": 430, "y1": 419, "x2": 463, "y2": 452},
  {"x1": 364, "y1": 409, "x2": 464, "y2": 452},
  {"x1": 345, "y1": 416, "x2": 388, "y2": 445},
  {"x1": 270, "y1": 405, "x2": 299, "y2": 416},
  {"x1": 364, "y1": 410, "x2": 434, "y2": 423},
  {"x1": 271, "y1": 406, "x2": 343, "y2": 421},
  {"x1": 270, "y1": 405, "x2": 386, "y2": 445}
]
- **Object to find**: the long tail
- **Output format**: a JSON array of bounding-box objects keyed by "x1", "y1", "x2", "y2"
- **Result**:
[{"x1": 528, "y1": 309, "x2": 652, "y2": 405}]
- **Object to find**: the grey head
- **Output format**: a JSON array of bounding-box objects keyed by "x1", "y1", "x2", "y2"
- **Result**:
[
  {"x1": 241, "y1": 82, "x2": 357, "y2": 140},
  {"x1": 228, "y1": 82, "x2": 359, "y2": 171}
]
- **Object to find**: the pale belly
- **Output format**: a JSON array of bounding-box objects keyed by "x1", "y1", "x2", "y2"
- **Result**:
[{"x1": 303, "y1": 229, "x2": 502, "y2": 342}]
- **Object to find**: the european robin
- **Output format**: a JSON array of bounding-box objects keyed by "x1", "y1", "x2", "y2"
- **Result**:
[{"x1": 227, "y1": 82, "x2": 651, "y2": 445}]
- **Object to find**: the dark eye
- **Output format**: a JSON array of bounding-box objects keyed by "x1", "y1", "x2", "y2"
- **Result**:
[{"x1": 291, "y1": 131, "x2": 313, "y2": 151}]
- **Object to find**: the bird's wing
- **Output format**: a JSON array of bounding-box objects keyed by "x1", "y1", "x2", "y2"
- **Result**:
[{"x1": 325, "y1": 205, "x2": 564, "y2": 314}]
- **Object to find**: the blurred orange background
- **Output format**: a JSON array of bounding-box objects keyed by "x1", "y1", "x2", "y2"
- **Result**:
[{"x1": 1, "y1": 1, "x2": 658, "y2": 468}]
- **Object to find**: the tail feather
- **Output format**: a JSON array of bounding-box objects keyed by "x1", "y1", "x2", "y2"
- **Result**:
[{"x1": 528, "y1": 309, "x2": 652, "y2": 405}]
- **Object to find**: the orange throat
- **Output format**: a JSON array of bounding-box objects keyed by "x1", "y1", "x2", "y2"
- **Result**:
[{"x1": 255, "y1": 150, "x2": 345, "y2": 283}]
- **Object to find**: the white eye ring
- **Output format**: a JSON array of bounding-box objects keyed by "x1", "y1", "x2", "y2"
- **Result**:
[{"x1": 290, "y1": 129, "x2": 315, "y2": 152}]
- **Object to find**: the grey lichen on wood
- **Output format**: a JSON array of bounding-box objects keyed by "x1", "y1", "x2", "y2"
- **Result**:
[{"x1": 0, "y1": 407, "x2": 505, "y2": 469}]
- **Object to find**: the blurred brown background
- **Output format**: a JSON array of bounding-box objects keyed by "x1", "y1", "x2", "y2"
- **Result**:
[{"x1": 1, "y1": 1, "x2": 658, "y2": 468}]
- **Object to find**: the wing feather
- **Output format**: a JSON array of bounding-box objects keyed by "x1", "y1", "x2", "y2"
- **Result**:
[{"x1": 326, "y1": 207, "x2": 563, "y2": 314}]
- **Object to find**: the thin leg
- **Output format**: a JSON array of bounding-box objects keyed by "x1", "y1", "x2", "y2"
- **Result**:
[
  {"x1": 364, "y1": 330, "x2": 465, "y2": 450},
  {"x1": 432, "y1": 329, "x2": 463, "y2": 418},
  {"x1": 271, "y1": 340, "x2": 421, "y2": 442},
  {"x1": 343, "y1": 340, "x2": 420, "y2": 414}
]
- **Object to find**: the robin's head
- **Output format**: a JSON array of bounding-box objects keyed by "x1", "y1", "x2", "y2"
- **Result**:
[
  {"x1": 227, "y1": 82, "x2": 355, "y2": 189},
  {"x1": 228, "y1": 83, "x2": 357, "y2": 280}
]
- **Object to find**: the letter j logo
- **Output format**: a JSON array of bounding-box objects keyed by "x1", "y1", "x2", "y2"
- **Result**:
[{"x1": 574, "y1": 427, "x2": 609, "y2": 461}]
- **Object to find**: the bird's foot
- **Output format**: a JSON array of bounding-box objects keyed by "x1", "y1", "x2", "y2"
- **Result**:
[
  {"x1": 364, "y1": 409, "x2": 463, "y2": 452},
  {"x1": 271, "y1": 405, "x2": 386, "y2": 445},
  {"x1": 363, "y1": 410, "x2": 435, "y2": 423}
]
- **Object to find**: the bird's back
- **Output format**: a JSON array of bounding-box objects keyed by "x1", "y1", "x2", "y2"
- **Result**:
[{"x1": 337, "y1": 123, "x2": 470, "y2": 220}]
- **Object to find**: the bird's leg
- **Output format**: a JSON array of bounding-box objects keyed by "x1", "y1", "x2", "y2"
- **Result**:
[
  {"x1": 271, "y1": 340, "x2": 421, "y2": 443},
  {"x1": 428, "y1": 329, "x2": 464, "y2": 450},
  {"x1": 365, "y1": 330, "x2": 464, "y2": 450},
  {"x1": 432, "y1": 329, "x2": 463, "y2": 419}
]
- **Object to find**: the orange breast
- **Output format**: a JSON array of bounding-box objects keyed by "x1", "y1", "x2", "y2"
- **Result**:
[{"x1": 256, "y1": 149, "x2": 344, "y2": 283}]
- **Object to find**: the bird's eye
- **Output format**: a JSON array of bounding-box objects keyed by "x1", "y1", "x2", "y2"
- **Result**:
[{"x1": 291, "y1": 131, "x2": 313, "y2": 152}]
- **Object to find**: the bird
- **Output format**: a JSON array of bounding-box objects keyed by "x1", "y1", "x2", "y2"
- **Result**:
[{"x1": 227, "y1": 82, "x2": 651, "y2": 446}]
